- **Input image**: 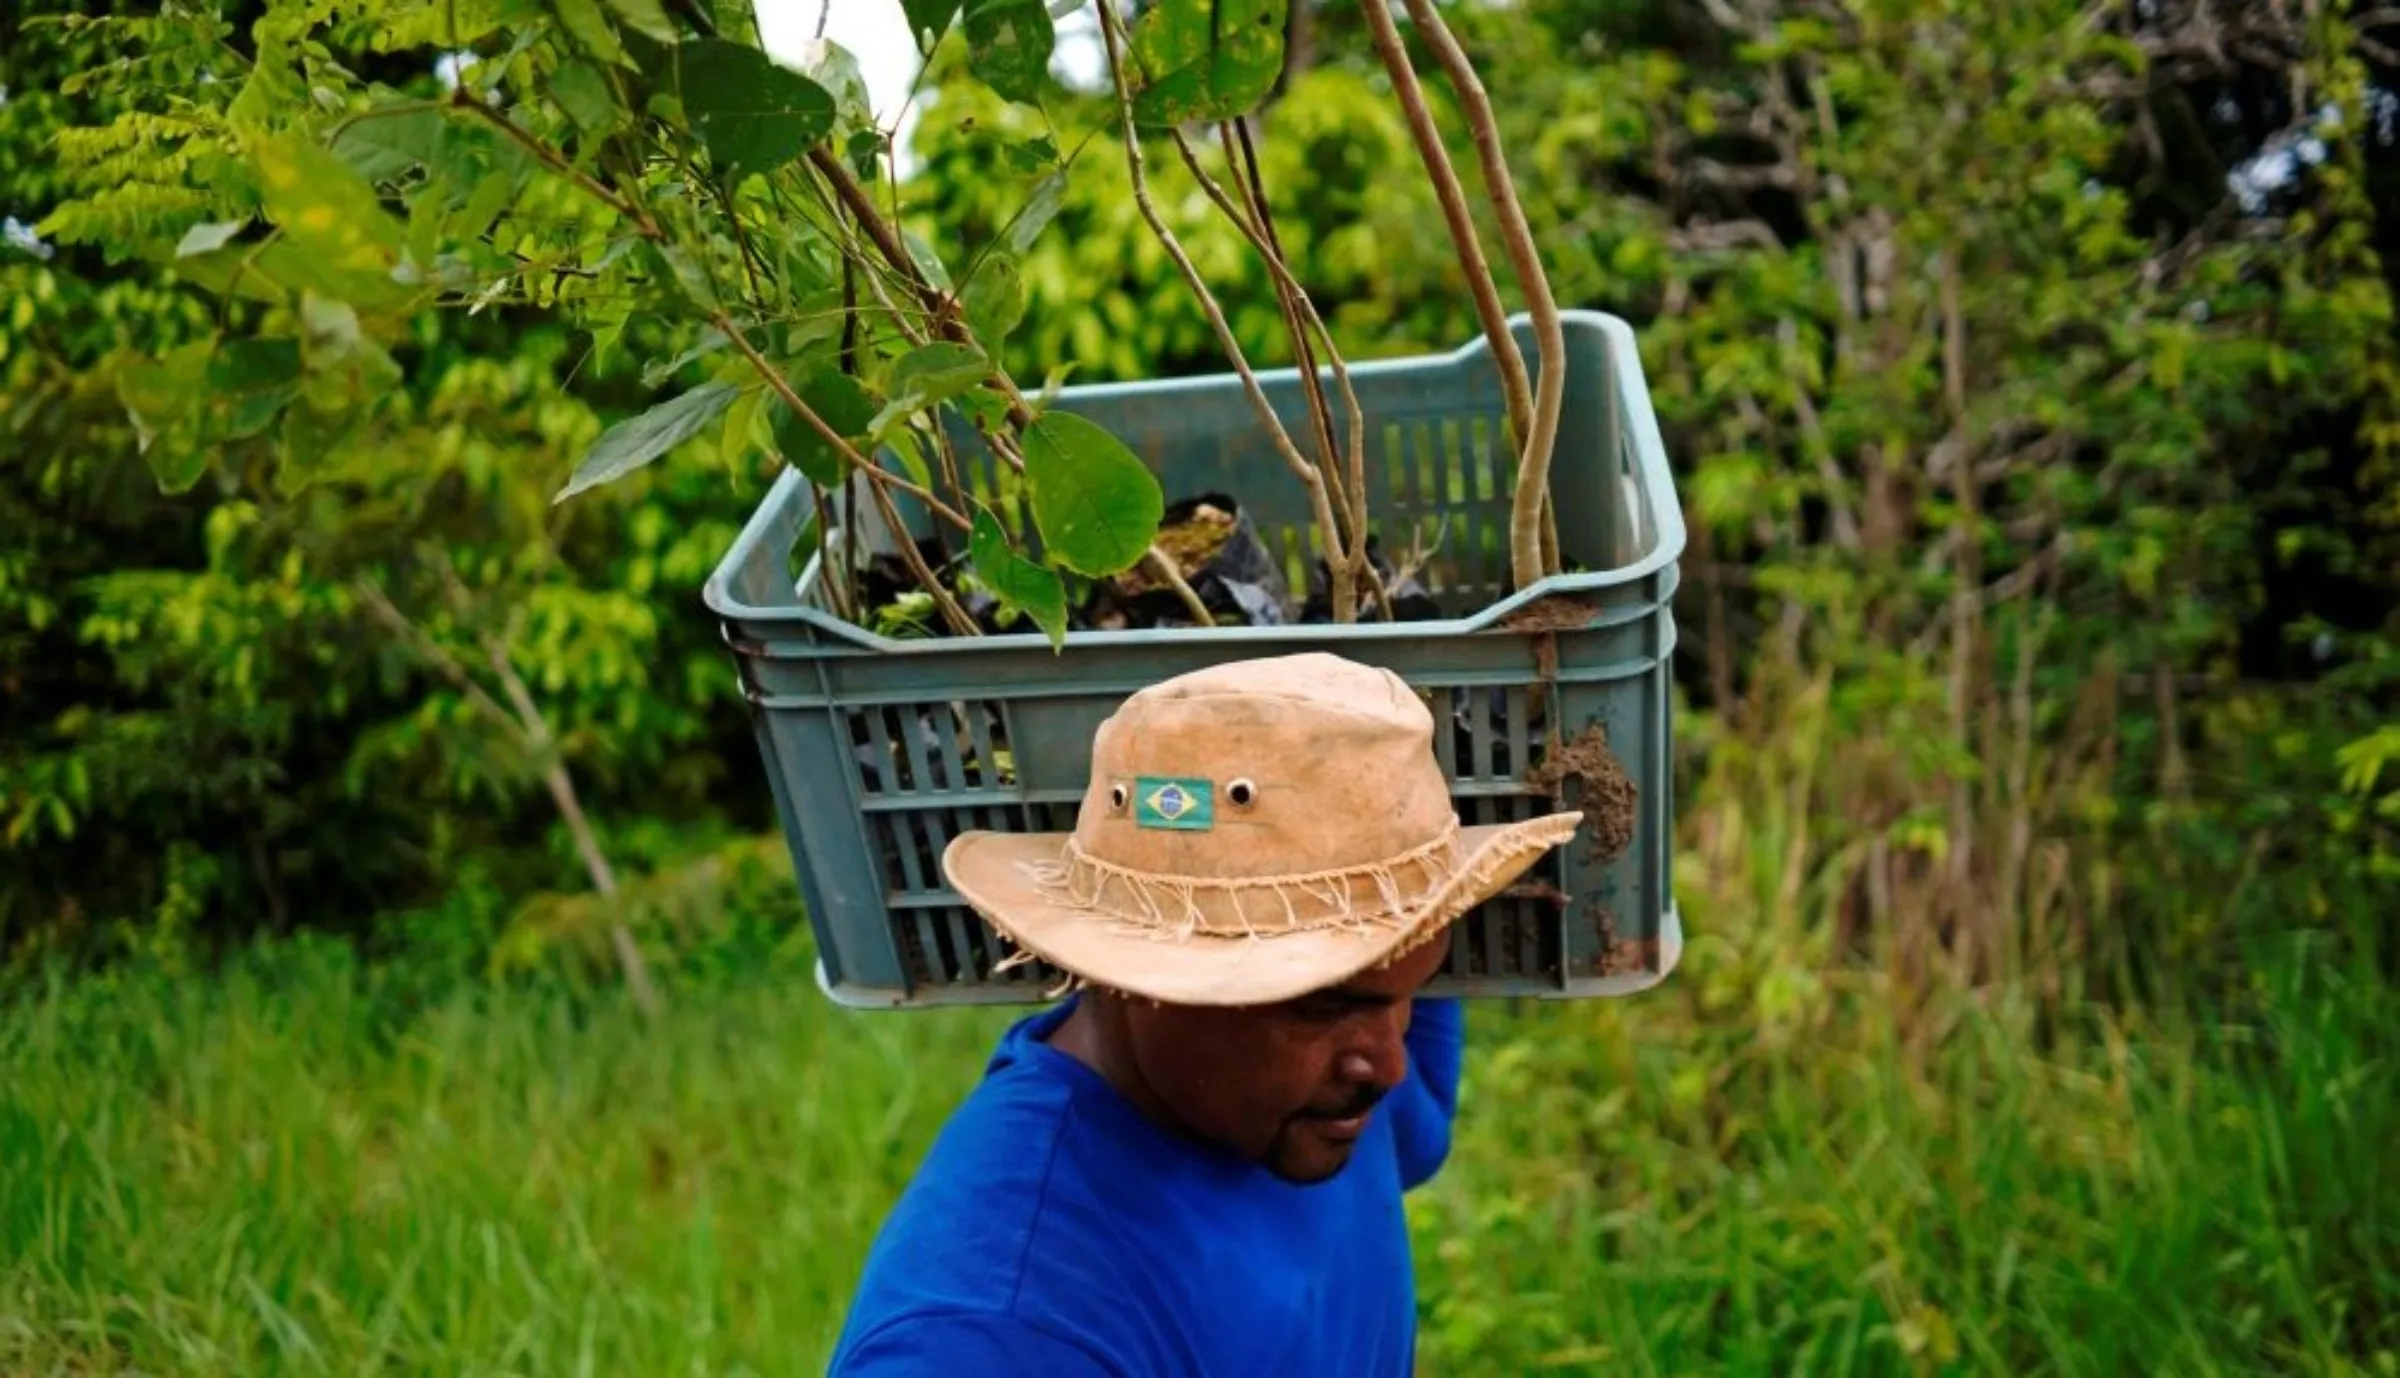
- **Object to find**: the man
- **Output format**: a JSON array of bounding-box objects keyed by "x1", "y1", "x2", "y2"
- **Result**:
[{"x1": 827, "y1": 653, "x2": 1583, "y2": 1376}]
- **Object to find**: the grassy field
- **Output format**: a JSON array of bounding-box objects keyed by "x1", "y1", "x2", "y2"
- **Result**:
[{"x1": 3, "y1": 902, "x2": 2390, "y2": 1376}]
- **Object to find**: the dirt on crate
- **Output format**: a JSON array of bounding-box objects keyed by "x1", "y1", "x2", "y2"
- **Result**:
[
  {"x1": 1594, "y1": 933, "x2": 1665, "y2": 978},
  {"x1": 1497, "y1": 594, "x2": 1601, "y2": 635},
  {"x1": 1527, "y1": 721, "x2": 1639, "y2": 867}
]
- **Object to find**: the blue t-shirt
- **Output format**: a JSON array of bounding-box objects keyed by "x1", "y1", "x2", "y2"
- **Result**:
[{"x1": 827, "y1": 994, "x2": 1466, "y2": 1376}]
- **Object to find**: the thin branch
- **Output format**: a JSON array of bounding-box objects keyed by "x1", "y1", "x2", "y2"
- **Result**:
[
  {"x1": 713, "y1": 312, "x2": 974, "y2": 533},
  {"x1": 864, "y1": 470, "x2": 981, "y2": 637},
  {"x1": 1144, "y1": 545, "x2": 1218, "y2": 627},
  {"x1": 1095, "y1": 2, "x2": 1355, "y2": 621},
  {"x1": 1178, "y1": 125, "x2": 1364, "y2": 545},
  {"x1": 806, "y1": 146, "x2": 1039, "y2": 433},
  {"x1": 355, "y1": 577, "x2": 661, "y2": 1019},
  {"x1": 1401, "y1": 0, "x2": 1565, "y2": 588},
  {"x1": 451, "y1": 91, "x2": 660, "y2": 239},
  {"x1": 354, "y1": 579, "x2": 523, "y2": 742}
]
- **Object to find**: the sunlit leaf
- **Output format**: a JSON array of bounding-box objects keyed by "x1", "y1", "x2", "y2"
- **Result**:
[
  {"x1": 115, "y1": 340, "x2": 213, "y2": 481},
  {"x1": 556, "y1": 381, "x2": 740, "y2": 502},
  {"x1": 248, "y1": 134, "x2": 410, "y2": 305},
  {"x1": 1127, "y1": 0, "x2": 1287, "y2": 127},
  {"x1": 1021, "y1": 411, "x2": 1163, "y2": 576},
  {"x1": 550, "y1": 0, "x2": 629, "y2": 66},
  {"x1": 972, "y1": 509, "x2": 1069, "y2": 649},
  {"x1": 175, "y1": 220, "x2": 247, "y2": 258},
  {"x1": 963, "y1": 0, "x2": 1054, "y2": 105}
]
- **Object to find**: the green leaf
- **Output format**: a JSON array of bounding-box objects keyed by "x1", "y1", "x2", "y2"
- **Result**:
[
  {"x1": 675, "y1": 39, "x2": 837, "y2": 182},
  {"x1": 1020, "y1": 411, "x2": 1162, "y2": 576},
  {"x1": 115, "y1": 340, "x2": 212, "y2": 479},
  {"x1": 902, "y1": 0, "x2": 960, "y2": 52},
  {"x1": 276, "y1": 393, "x2": 366, "y2": 496},
  {"x1": 175, "y1": 220, "x2": 247, "y2": 258},
  {"x1": 892, "y1": 341, "x2": 989, "y2": 406},
  {"x1": 963, "y1": 0, "x2": 1055, "y2": 105},
  {"x1": 206, "y1": 338, "x2": 305, "y2": 440},
  {"x1": 803, "y1": 38, "x2": 875, "y2": 121},
  {"x1": 551, "y1": 60, "x2": 623, "y2": 133},
  {"x1": 1003, "y1": 134, "x2": 1058, "y2": 173},
  {"x1": 883, "y1": 425, "x2": 936, "y2": 495},
  {"x1": 771, "y1": 367, "x2": 878, "y2": 487},
  {"x1": 556, "y1": 381, "x2": 740, "y2": 502},
  {"x1": 719, "y1": 384, "x2": 769, "y2": 469},
  {"x1": 972, "y1": 509, "x2": 1069, "y2": 649},
  {"x1": 1005, "y1": 171, "x2": 1067, "y2": 254},
  {"x1": 904, "y1": 228, "x2": 953, "y2": 292},
  {"x1": 331, "y1": 107, "x2": 450, "y2": 184},
  {"x1": 641, "y1": 325, "x2": 728, "y2": 388},
  {"x1": 869, "y1": 342, "x2": 990, "y2": 442},
  {"x1": 963, "y1": 252, "x2": 1026, "y2": 344},
  {"x1": 1128, "y1": 0, "x2": 1287, "y2": 127},
  {"x1": 602, "y1": 0, "x2": 680, "y2": 43},
  {"x1": 551, "y1": 0, "x2": 629, "y2": 66},
  {"x1": 249, "y1": 133, "x2": 407, "y2": 293}
]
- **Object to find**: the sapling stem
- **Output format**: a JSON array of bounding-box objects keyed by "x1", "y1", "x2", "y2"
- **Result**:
[
  {"x1": 1401, "y1": 0, "x2": 1565, "y2": 589},
  {"x1": 1096, "y1": 1, "x2": 1357, "y2": 622}
]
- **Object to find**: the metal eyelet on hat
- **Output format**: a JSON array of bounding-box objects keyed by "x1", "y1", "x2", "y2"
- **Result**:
[
  {"x1": 1109, "y1": 783, "x2": 1130, "y2": 812},
  {"x1": 1227, "y1": 778, "x2": 1257, "y2": 807}
]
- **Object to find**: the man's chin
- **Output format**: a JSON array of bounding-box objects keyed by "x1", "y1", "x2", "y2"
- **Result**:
[{"x1": 1265, "y1": 1123, "x2": 1368, "y2": 1184}]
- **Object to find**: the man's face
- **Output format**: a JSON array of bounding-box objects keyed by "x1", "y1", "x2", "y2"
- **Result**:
[{"x1": 1115, "y1": 928, "x2": 1453, "y2": 1185}]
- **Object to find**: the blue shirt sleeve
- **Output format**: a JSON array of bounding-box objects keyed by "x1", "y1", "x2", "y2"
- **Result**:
[
  {"x1": 1387, "y1": 995, "x2": 1465, "y2": 1190},
  {"x1": 831, "y1": 1309, "x2": 1125, "y2": 1376}
]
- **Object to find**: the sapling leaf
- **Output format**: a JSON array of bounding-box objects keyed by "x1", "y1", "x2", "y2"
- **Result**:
[
  {"x1": 555, "y1": 381, "x2": 740, "y2": 502},
  {"x1": 902, "y1": 0, "x2": 961, "y2": 53},
  {"x1": 771, "y1": 367, "x2": 879, "y2": 487},
  {"x1": 963, "y1": 0, "x2": 1055, "y2": 104},
  {"x1": 972, "y1": 509, "x2": 1069, "y2": 649},
  {"x1": 1127, "y1": 0, "x2": 1287, "y2": 127},
  {"x1": 1021, "y1": 412, "x2": 1163, "y2": 576},
  {"x1": 602, "y1": 0, "x2": 680, "y2": 43},
  {"x1": 1005, "y1": 171, "x2": 1067, "y2": 254},
  {"x1": 674, "y1": 39, "x2": 837, "y2": 182},
  {"x1": 962, "y1": 252, "x2": 1026, "y2": 344}
]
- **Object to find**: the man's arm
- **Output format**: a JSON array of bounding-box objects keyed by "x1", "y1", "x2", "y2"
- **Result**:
[
  {"x1": 1386, "y1": 994, "x2": 1464, "y2": 1190},
  {"x1": 832, "y1": 1309, "x2": 1126, "y2": 1377}
]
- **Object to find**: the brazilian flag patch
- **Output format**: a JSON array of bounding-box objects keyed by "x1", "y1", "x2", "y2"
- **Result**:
[{"x1": 1134, "y1": 777, "x2": 1214, "y2": 831}]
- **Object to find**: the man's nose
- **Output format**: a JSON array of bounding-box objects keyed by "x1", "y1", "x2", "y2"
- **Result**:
[{"x1": 1336, "y1": 1007, "x2": 1410, "y2": 1090}]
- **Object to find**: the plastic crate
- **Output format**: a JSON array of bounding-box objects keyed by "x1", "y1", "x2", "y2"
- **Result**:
[{"x1": 702, "y1": 310, "x2": 1685, "y2": 1009}]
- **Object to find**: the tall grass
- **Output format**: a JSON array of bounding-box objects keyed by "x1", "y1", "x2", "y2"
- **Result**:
[
  {"x1": 4, "y1": 919, "x2": 2388, "y2": 1374},
  {"x1": 0, "y1": 938, "x2": 1016, "y2": 1375}
]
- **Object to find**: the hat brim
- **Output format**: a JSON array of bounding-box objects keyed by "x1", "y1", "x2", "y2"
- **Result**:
[{"x1": 939, "y1": 812, "x2": 1584, "y2": 1007}]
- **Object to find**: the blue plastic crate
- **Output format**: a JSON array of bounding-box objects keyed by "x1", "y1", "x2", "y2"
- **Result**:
[{"x1": 703, "y1": 311, "x2": 1685, "y2": 1008}]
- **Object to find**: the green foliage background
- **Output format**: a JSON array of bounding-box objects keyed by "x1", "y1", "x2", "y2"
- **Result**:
[{"x1": 1, "y1": 0, "x2": 2396, "y2": 1371}]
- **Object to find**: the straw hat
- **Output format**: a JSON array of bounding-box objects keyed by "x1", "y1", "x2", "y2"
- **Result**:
[{"x1": 940, "y1": 652, "x2": 1584, "y2": 1007}]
